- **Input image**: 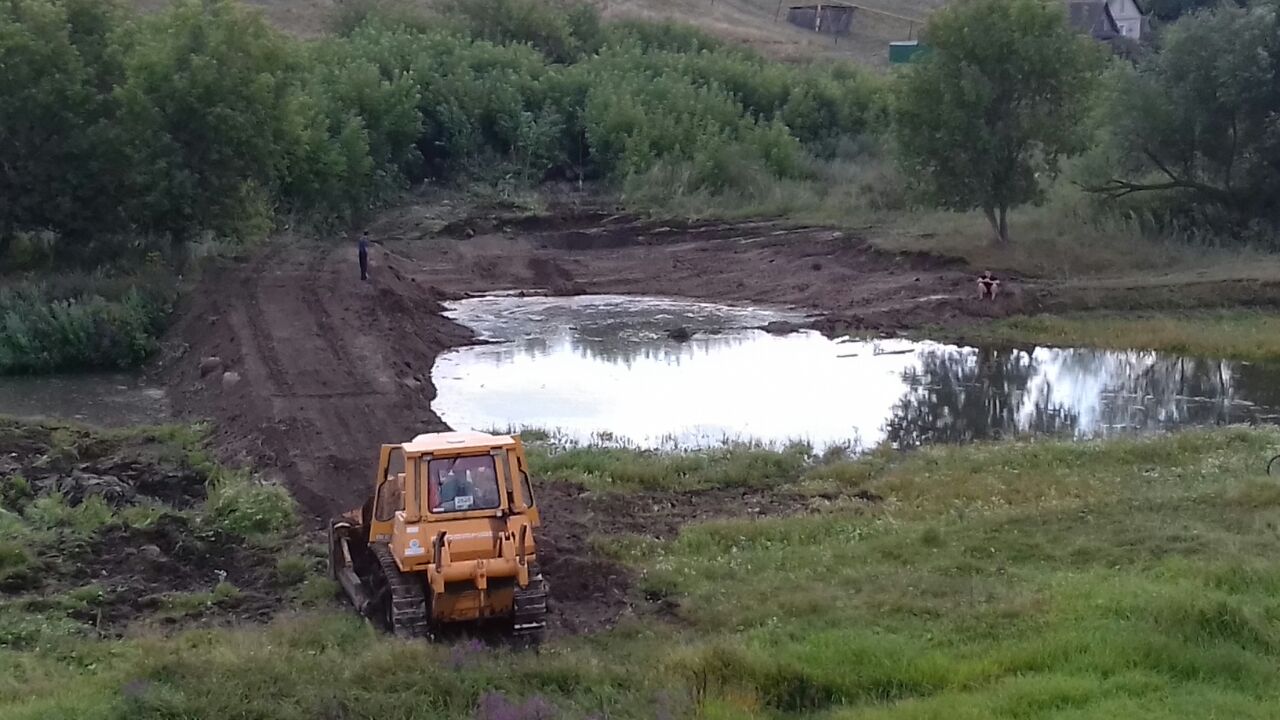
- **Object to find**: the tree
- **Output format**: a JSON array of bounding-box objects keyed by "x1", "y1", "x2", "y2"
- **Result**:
[
  {"x1": 894, "y1": 0, "x2": 1102, "y2": 244},
  {"x1": 0, "y1": 0, "x2": 132, "y2": 259},
  {"x1": 1145, "y1": 0, "x2": 1244, "y2": 22},
  {"x1": 1086, "y1": 1, "x2": 1280, "y2": 225},
  {"x1": 114, "y1": 0, "x2": 304, "y2": 245}
]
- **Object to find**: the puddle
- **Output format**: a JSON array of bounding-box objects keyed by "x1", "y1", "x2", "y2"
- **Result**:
[
  {"x1": 433, "y1": 295, "x2": 1280, "y2": 450},
  {"x1": 0, "y1": 373, "x2": 171, "y2": 428}
]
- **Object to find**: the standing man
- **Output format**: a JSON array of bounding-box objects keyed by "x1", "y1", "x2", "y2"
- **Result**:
[{"x1": 358, "y1": 230, "x2": 370, "y2": 282}]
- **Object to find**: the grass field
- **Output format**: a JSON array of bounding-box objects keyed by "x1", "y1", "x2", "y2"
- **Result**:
[
  {"x1": 4, "y1": 423, "x2": 1280, "y2": 718},
  {"x1": 131, "y1": 0, "x2": 937, "y2": 64},
  {"x1": 938, "y1": 310, "x2": 1280, "y2": 361}
]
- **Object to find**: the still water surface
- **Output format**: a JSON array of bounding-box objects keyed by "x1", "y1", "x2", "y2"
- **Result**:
[
  {"x1": 433, "y1": 295, "x2": 1280, "y2": 449},
  {"x1": 0, "y1": 373, "x2": 170, "y2": 428}
]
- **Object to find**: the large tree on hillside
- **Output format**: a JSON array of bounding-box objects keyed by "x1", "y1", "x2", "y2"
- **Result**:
[
  {"x1": 1087, "y1": 1, "x2": 1280, "y2": 224},
  {"x1": 894, "y1": 0, "x2": 1102, "y2": 245}
]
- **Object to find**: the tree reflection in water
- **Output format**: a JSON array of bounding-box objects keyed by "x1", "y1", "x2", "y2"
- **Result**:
[{"x1": 886, "y1": 347, "x2": 1255, "y2": 449}]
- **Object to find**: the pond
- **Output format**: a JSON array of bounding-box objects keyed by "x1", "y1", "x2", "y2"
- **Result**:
[
  {"x1": 0, "y1": 373, "x2": 170, "y2": 428},
  {"x1": 432, "y1": 295, "x2": 1280, "y2": 450}
]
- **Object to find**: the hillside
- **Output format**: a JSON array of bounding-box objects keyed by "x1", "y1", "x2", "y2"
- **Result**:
[
  {"x1": 597, "y1": 0, "x2": 941, "y2": 64},
  {"x1": 132, "y1": 0, "x2": 941, "y2": 65}
]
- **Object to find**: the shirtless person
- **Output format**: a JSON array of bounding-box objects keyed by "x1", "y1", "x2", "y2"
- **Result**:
[{"x1": 977, "y1": 270, "x2": 1000, "y2": 300}]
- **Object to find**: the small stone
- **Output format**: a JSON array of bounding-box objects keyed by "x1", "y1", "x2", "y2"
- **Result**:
[
  {"x1": 221, "y1": 371, "x2": 242, "y2": 389},
  {"x1": 198, "y1": 356, "x2": 223, "y2": 377},
  {"x1": 139, "y1": 545, "x2": 163, "y2": 561}
]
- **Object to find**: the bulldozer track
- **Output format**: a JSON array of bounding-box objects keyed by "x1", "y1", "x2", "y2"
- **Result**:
[
  {"x1": 372, "y1": 544, "x2": 431, "y2": 639},
  {"x1": 512, "y1": 564, "x2": 549, "y2": 642},
  {"x1": 244, "y1": 285, "x2": 296, "y2": 396},
  {"x1": 302, "y1": 251, "x2": 366, "y2": 389}
]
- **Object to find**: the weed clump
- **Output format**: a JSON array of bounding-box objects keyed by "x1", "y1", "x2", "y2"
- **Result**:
[
  {"x1": 204, "y1": 473, "x2": 297, "y2": 539},
  {"x1": 275, "y1": 556, "x2": 311, "y2": 587},
  {"x1": 0, "y1": 542, "x2": 38, "y2": 592}
]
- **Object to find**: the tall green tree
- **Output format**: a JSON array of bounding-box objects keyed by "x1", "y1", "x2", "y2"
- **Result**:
[
  {"x1": 114, "y1": 0, "x2": 303, "y2": 245},
  {"x1": 0, "y1": 0, "x2": 130, "y2": 259},
  {"x1": 1088, "y1": 1, "x2": 1280, "y2": 224},
  {"x1": 894, "y1": 0, "x2": 1102, "y2": 244}
]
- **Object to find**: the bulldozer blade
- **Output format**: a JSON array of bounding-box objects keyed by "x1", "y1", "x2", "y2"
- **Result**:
[{"x1": 329, "y1": 522, "x2": 373, "y2": 615}]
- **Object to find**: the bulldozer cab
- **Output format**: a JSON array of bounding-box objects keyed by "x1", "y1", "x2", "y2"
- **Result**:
[{"x1": 367, "y1": 431, "x2": 539, "y2": 543}]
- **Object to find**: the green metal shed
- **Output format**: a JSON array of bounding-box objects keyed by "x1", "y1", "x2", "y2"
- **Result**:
[{"x1": 889, "y1": 41, "x2": 929, "y2": 64}]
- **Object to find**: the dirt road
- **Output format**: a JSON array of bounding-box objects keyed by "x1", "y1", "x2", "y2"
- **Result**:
[
  {"x1": 163, "y1": 241, "x2": 470, "y2": 515},
  {"x1": 159, "y1": 209, "x2": 994, "y2": 631}
]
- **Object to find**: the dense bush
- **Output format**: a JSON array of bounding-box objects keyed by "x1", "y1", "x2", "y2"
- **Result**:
[
  {"x1": 203, "y1": 472, "x2": 298, "y2": 539},
  {"x1": 439, "y1": 0, "x2": 604, "y2": 64},
  {"x1": 0, "y1": 0, "x2": 886, "y2": 372},
  {"x1": 0, "y1": 277, "x2": 174, "y2": 373},
  {"x1": 0, "y1": 0, "x2": 884, "y2": 263}
]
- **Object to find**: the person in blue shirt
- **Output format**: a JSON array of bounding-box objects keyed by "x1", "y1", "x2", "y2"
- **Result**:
[{"x1": 358, "y1": 231, "x2": 370, "y2": 281}]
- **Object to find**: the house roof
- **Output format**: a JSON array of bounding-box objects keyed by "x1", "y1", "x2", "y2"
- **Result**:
[{"x1": 1067, "y1": 0, "x2": 1120, "y2": 40}]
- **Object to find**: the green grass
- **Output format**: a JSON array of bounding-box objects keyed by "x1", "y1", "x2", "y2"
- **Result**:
[
  {"x1": 525, "y1": 439, "x2": 818, "y2": 493},
  {"x1": 156, "y1": 582, "x2": 244, "y2": 621},
  {"x1": 3, "y1": 427, "x2": 1280, "y2": 718},
  {"x1": 631, "y1": 159, "x2": 1280, "y2": 304},
  {"x1": 941, "y1": 310, "x2": 1280, "y2": 360},
  {"x1": 520, "y1": 428, "x2": 897, "y2": 495}
]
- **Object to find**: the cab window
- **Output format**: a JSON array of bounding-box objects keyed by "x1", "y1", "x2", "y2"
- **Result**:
[
  {"x1": 375, "y1": 447, "x2": 406, "y2": 521},
  {"x1": 425, "y1": 455, "x2": 501, "y2": 513},
  {"x1": 517, "y1": 458, "x2": 535, "y2": 508}
]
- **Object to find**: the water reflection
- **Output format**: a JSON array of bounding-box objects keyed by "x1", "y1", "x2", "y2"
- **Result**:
[
  {"x1": 433, "y1": 295, "x2": 1280, "y2": 449},
  {"x1": 444, "y1": 294, "x2": 806, "y2": 368},
  {"x1": 481, "y1": 331, "x2": 760, "y2": 370},
  {"x1": 885, "y1": 348, "x2": 1262, "y2": 448}
]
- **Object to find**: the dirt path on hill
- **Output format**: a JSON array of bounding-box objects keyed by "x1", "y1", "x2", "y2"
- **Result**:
[{"x1": 156, "y1": 208, "x2": 993, "y2": 633}]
